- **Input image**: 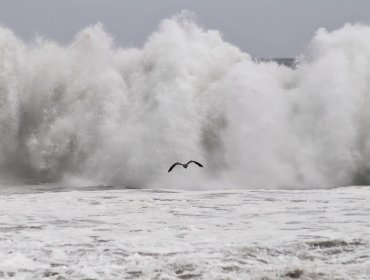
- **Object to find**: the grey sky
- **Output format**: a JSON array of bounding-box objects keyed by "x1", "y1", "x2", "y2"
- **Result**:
[{"x1": 0, "y1": 0, "x2": 370, "y2": 57}]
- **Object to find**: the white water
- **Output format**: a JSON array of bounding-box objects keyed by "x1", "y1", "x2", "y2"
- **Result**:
[
  {"x1": 0, "y1": 186, "x2": 369, "y2": 279},
  {"x1": 2, "y1": 12, "x2": 370, "y2": 188}
]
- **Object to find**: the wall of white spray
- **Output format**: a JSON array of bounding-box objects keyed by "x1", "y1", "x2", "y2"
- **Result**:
[{"x1": 1, "y1": 12, "x2": 370, "y2": 189}]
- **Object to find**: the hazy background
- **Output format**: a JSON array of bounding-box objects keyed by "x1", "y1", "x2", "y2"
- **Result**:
[{"x1": 0, "y1": 0, "x2": 370, "y2": 58}]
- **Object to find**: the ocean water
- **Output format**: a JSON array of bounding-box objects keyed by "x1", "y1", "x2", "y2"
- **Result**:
[
  {"x1": 0, "y1": 186, "x2": 369, "y2": 279},
  {"x1": 1, "y1": 11, "x2": 370, "y2": 279},
  {"x1": 2, "y1": 12, "x2": 370, "y2": 188}
]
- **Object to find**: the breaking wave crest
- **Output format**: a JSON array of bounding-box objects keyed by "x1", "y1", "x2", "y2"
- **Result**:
[{"x1": 1, "y1": 12, "x2": 370, "y2": 189}]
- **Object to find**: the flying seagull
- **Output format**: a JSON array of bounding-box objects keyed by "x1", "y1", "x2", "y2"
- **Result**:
[{"x1": 168, "y1": 160, "x2": 204, "y2": 172}]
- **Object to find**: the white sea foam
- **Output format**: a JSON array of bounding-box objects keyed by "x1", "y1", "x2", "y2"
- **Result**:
[
  {"x1": 0, "y1": 187, "x2": 369, "y2": 279},
  {"x1": 1, "y1": 12, "x2": 370, "y2": 188}
]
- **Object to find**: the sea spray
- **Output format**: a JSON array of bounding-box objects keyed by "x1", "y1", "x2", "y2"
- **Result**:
[{"x1": 1, "y1": 13, "x2": 370, "y2": 188}]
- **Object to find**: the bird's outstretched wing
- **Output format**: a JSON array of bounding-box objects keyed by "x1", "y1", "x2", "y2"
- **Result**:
[
  {"x1": 168, "y1": 162, "x2": 182, "y2": 172},
  {"x1": 187, "y1": 160, "x2": 204, "y2": 168}
]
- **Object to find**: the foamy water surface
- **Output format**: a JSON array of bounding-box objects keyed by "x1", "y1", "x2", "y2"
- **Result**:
[{"x1": 0, "y1": 186, "x2": 368, "y2": 279}]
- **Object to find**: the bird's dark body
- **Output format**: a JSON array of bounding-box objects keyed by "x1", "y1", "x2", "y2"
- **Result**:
[{"x1": 168, "y1": 160, "x2": 204, "y2": 172}]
